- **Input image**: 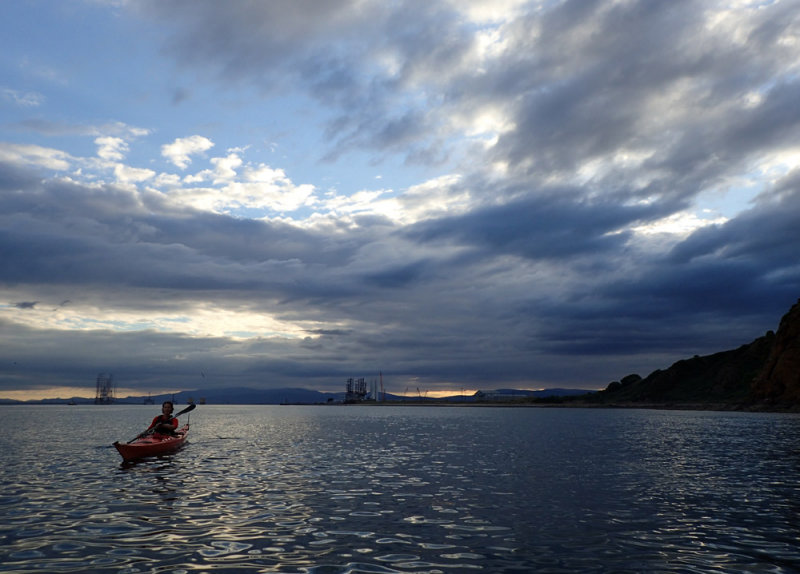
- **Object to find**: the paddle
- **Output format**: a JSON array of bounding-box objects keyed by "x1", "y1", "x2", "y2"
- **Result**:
[
  {"x1": 122, "y1": 403, "x2": 196, "y2": 444},
  {"x1": 174, "y1": 403, "x2": 197, "y2": 418}
]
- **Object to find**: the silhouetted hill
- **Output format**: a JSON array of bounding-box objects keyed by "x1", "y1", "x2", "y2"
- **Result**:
[
  {"x1": 601, "y1": 336, "x2": 773, "y2": 404},
  {"x1": 558, "y1": 298, "x2": 800, "y2": 410},
  {"x1": 751, "y1": 299, "x2": 800, "y2": 405}
]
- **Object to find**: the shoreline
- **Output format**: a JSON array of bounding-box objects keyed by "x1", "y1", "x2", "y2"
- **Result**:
[
  {"x1": 3, "y1": 400, "x2": 798, "y2": 413},
  {"x1": 329, "y1": 400, "x2": 800, "y2": 413}
]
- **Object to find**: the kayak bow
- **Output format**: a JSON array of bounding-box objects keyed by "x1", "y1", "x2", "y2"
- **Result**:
[{"x1": 113, "y1": 424, "x2": 190, "y2": 461}]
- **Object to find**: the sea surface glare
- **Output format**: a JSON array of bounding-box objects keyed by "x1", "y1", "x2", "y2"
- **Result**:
[{"x1": 1, "y1": 405, "x2": 799, "y2": 573}]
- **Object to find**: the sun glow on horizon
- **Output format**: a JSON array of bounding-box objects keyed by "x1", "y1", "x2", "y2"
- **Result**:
[
  {"x1": 0, "y1": 386, "x2": 182, "y2": 402},
  {"x1": 403, "y1": 389, "x2": 479, "y2": 399},
  {"x1": 0, "y1": 387, "x2": 106, "y2": 402}
]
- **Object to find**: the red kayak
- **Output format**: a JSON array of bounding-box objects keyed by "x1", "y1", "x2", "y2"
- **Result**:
[{"x1": 113, "y1": 424, "x2": 190, "y2": 461}]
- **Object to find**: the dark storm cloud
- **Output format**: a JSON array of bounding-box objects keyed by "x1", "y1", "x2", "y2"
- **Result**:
[
  {"x1": 532, "y1": 187, "x2": 800, "y2": 361},
  {"x1": 407, "y1": 191, "x2": 659, "y2": 260},
  {"x1": 0, "y1": 159, "x2": 41, "y2": 191},
  {"x1": 469, "y1": 1, "x2": 799, "y2": 205},
  {"x1": 670, "y1": 193, "x2": 800, "y2": 268},
  {"x1": 0, "y1": 165, "x2": 347, "y2": 295}
]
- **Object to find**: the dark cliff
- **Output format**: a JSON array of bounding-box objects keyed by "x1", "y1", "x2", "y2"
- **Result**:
[
  {"x1": 751, "y1": 299, "x2": 800, "y2": 405},
  {"x1": 567, "y1": 298, "x2": 800, "y2": 409}
]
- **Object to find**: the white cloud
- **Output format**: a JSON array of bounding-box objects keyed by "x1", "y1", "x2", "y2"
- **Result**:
[
  {"x1": 444, "y1": 0, "x2": 529, "y2": 25},
  {"x1": 311, "y1": 174, "x2": 469, "y2": 226},
  {"x1": 153, "y1": 172, "x2": 182, "y2": 188},
  {"x1": 114, "y1": 163, "x2": 156, "y2": 184},
  {"x1": 95, "y1": 136, "x2": 129, "y2": 161},
  {"x1": 394, "y1": 174, "x2": 470, "y2": 223},
  {"x1": 630, "y1": 211, "x2": 728, "y2": 238},
  {"x1": 211, "y1": 153, "x2": 243, "y2": 183},
  {"x1": 149, "y1": 155, "x2": 318, "y2": 214},
  {"x1": 0, "y1": 288, "x2": 313, "y2": 340},
  {"x1": 161, "y1": 135, "x2": 215, "y2": 169},
  {"x1": 225, "y1": 164, "x2": 317, "y2": 212},
  {"x1": 0, "y1": 142, "x2": 71, "y2": 171}
]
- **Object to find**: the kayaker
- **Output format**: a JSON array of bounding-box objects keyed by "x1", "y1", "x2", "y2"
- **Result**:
[{"x1": 147, "y1": 401, "x2": 179, "y2": 436}]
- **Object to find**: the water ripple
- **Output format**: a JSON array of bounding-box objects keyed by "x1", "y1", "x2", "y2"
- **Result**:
[{"x1": 2, "y1": 406, "x2": 800, "y2": 572}]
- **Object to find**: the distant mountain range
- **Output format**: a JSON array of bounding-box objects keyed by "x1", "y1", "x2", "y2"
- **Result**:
[{"x1": 0, "y1": 386, "x2": 596, "y2": 406}]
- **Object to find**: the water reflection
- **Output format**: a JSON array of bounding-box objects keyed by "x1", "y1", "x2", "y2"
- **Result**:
[{"x1": 1, "y1": 406, "x2": 799, "y2": 572}]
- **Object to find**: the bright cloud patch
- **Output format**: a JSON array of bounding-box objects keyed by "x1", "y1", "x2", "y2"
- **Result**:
[
  {"x1": 631, "y1": 211, "x2": 728, "y2": 237},
  {"x1": 162, "y1": 135, "x2": 215, "y2": 169},
  {"x1": 0, "y1": 142, "x2": 71, "y2": 171},
  {"x1": 96, "y1": 136, "x2": 129, "y2": 161},
  {"x1": 114, "y1": 163, "x2": 155, "y2": 184},
  {"x1": 0, "y1": 291, "x2": 316, "y2": 340},
  {"x1": 158, "y1": 153, "x2": 318, "y2": 215}
]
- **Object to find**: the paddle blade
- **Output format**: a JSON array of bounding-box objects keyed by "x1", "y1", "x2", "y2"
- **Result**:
[{"x1": 175, "y1": 403, "x2": 196, "y2": 417}]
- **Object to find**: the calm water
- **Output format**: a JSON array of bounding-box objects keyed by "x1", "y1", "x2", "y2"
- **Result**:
[{"x1": 1, "y1": 405, "x2": 799, "y2": 573}]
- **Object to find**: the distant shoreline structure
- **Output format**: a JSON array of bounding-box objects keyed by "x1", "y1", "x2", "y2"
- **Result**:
[
  {"x1": 94, "y1": 373, "x2": 115, "y2": 404},
  {"x1": 0, "y1": 386, "x2": 595, "y2": 406}
]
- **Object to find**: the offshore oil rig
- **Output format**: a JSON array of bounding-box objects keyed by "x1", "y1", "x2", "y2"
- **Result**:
[
  {"x1": 94, "y1": 373, "x2": 115, "y2": 404},
  {"x1": 345, "y1": 377, "x2": 367, "y2": 402},
  {"x1": 345, "y1": 373, "x2": 385, "y2": 403}
]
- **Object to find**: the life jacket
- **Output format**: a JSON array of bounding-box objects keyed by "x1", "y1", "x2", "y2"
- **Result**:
[{"x1": 149, "y1": 415, "x2": 178, "y2": 430}]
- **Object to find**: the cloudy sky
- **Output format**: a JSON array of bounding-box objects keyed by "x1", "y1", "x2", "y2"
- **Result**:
[{"x1": 1, "y1": 0, "x2": 799, "y2": 400}]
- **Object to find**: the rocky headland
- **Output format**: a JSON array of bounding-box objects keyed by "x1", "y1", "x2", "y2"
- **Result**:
[
  {"x1": 750, "y1": 299, "x2": 800, "y2": 405},
  {"x1": 540, "y1": 298, "x2": 800, "y2": 412}
]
